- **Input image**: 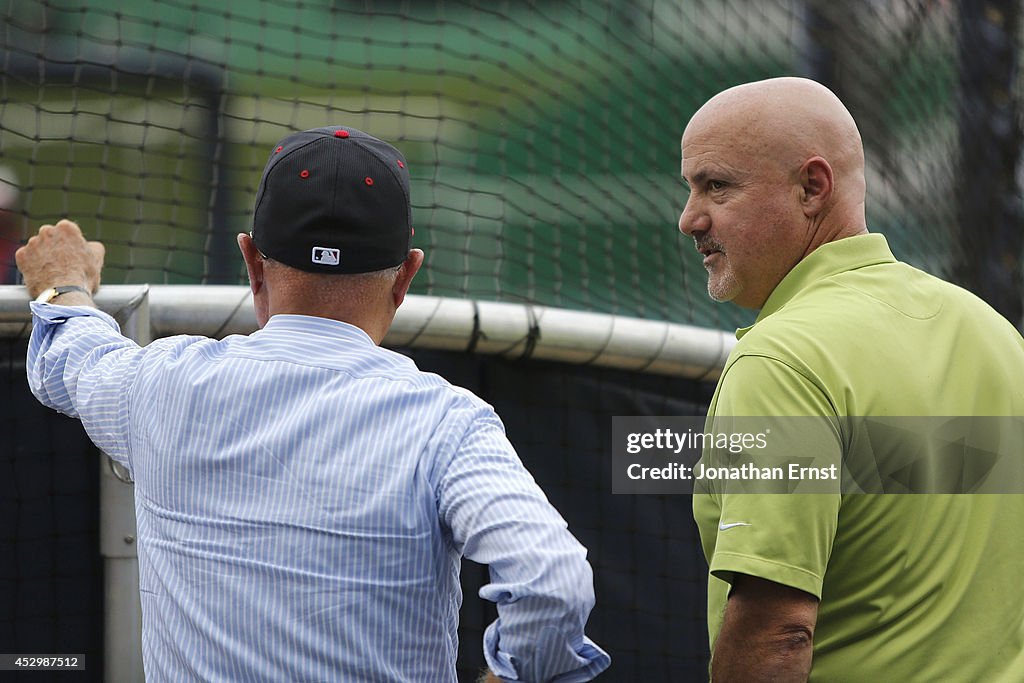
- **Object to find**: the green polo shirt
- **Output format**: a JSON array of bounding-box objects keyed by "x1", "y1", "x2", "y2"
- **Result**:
[{"x1": 693, "y1": 233, "x2": 1024, "y2": 682}]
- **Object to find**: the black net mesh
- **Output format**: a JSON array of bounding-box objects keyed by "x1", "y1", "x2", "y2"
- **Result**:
[
  {"x1": 2, "y1": 0, "x2": 1020, "y2": 330},
  {"x1": 0, "y1": 337, "x2": 103, "y2": 682},
  {"x1": 405, "y1": 350, "x2": 714, "y2": 682}
]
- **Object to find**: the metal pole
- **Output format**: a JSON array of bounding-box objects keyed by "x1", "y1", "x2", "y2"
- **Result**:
[
  {"x1": 204, "y1": 90, "x2": 237, "y2": 285},
  {"x1": 799, "y1": 0, "x2": 837, "y2": 89},
  {"x1": 956, "y1": 0, "x2": 1023, "y2": 327},
  {"x1": 100, "y1": 460, "x2": 144, "y2": 682},
  {"x1": 0, "y1": 285, "x2": 736, "y2": 379},
  {"x1": 100, "y1": 287, "x2": 149, "y2": 682}
]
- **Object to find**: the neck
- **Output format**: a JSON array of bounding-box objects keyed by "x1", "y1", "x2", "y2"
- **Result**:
[
  {"x1": 260, "y1": 270, "x2": 395, "y2": 344},
  {"x1": 801, "y1": 203, "x2": 868, "y2": 260}
]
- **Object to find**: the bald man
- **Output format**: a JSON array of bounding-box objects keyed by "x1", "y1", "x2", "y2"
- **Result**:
[{"x1": 679, "y1": 78, "x2": 1024, "y2": 682}]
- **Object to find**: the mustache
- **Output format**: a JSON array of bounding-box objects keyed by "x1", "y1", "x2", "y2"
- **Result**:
[{"x1": 694, "y1": 236, "x2": 724, "y2": 254}]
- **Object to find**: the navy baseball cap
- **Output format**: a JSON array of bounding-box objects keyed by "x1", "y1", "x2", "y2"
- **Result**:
[{"x1": 251, "y1": 126, "x2": 412, "y2": 274}]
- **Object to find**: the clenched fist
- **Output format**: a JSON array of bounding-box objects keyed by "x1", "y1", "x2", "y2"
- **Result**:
[{"x1": 16, "y1": 219, "x2": 105, "y2": 299}]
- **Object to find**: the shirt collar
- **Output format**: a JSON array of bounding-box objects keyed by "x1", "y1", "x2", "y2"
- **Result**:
[
  {"x1": 735, "y1": 233, "x2": 896, "y2": 340},
  {"x1": 259, "y1": 314, "x2": 377, "y2": 346}
]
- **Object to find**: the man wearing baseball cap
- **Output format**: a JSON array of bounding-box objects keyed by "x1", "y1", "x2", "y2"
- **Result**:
[{"x1": 17, "y1": 127, "x2": 610, "y2": 682}]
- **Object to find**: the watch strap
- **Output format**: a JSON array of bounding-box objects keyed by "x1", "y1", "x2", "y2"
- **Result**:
[{"x1": 37, "y1": 285, "x2": 91, "y2": 303}]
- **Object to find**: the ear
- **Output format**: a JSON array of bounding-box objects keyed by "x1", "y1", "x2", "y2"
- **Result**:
[
  {"x1": 237, "y1": 233, "x2": 265, "y2": 296},
  {"x1": 799, "y1": 156, "x2": 834, "y2": 218},
  {"x1": 392, "y1": 249, "x2": 424, "y2": 309}
]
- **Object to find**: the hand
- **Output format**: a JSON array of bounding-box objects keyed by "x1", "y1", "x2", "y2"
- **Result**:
[{"x1": 16, "y1": 219, "x2": 105, "y2": 299}]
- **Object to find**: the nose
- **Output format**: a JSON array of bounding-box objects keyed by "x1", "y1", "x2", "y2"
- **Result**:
[{"x1": 678, "y1": 193, "x2": 709, "y2": 236}]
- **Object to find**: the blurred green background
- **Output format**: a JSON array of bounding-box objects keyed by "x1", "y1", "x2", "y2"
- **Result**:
[{"x1": 0, "y1": 1, "x2": 985, "y2": 330}]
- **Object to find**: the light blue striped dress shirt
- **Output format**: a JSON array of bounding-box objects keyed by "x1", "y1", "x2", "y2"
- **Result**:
[{"x1": 27, "y1": 303, "x2": 610, "y2": 682}]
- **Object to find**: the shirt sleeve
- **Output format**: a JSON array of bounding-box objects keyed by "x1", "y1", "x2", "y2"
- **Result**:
[
  {"x1": 702, "y1": 354, "x2": 843, "y2": 600},
  {"x1": 27, "y1": 302, "x2": 145, "y2": 471},
  {"x1": 436, "y1": 405, "x2": 610, "y2": 683}
]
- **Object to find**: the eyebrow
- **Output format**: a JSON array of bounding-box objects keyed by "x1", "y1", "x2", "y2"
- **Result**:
[{"x1": 681, "y1": 169, "x2": 711, "y2": 189}]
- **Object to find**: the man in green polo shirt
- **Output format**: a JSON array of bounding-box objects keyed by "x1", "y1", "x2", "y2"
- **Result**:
[{"x1": 680, "y1": 77, "x2": 1024, "y2": 682}]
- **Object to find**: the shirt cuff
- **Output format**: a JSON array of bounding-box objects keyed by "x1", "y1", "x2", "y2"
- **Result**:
[
  {"x1": 30, "y1": 301, "x2": 121, "y2": 331},
  {"x1": 710, "y1": 551, "x2": 825, "y2": 599},
  {"x1": 484, "y1": 621, "x2": 611, "y2": 682}
]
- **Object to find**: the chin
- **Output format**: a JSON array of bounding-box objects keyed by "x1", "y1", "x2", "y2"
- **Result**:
[{"x1": 707, "y1": 281, "x2": 740, "y2": 304}]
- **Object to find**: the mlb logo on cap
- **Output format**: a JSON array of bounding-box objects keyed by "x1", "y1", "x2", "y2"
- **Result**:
[{"x1": 312, "y1": 246, "x2": 340, "y2": 266}]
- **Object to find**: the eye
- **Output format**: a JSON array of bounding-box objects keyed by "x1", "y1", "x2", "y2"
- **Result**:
[{"x1": 708, "y1": 179, "x2": 726, "y2": 192}]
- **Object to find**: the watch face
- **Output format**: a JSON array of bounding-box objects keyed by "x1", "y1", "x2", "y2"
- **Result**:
[{"x1": 35, "y1": 288, "x2": 58, "y2": 304}]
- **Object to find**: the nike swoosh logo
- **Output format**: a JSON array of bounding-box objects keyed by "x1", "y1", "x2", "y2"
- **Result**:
[{"x1": 719, "y1": 522, "x2": 752, "y2": 531}]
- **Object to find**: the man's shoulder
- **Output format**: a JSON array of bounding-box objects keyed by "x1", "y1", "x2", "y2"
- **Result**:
[
  {"x1": 388, "y1": 356, "x2": 491, "y2": 406},
  {"x1": 724, "y1": 259, "x2": 1024, "y2": 415},
  {"x1": 359, "y1": 348, "x2": 501, "y2": 419},
  {"x1": 735, "y1": 259, "x2": 964, "y2": 358}
]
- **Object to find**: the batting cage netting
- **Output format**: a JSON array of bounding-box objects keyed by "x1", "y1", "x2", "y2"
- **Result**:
[
  {"x1": 3, "y1": 1, "x2": 1021, "y2": 327},
  {"x1": 2, "y1": 1, "x2": 1022, "y2": 681}
]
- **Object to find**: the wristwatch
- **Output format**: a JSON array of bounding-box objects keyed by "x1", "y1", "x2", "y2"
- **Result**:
[{"x1": 34, "y1": 285, "x2": 91, "y2": 304}]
